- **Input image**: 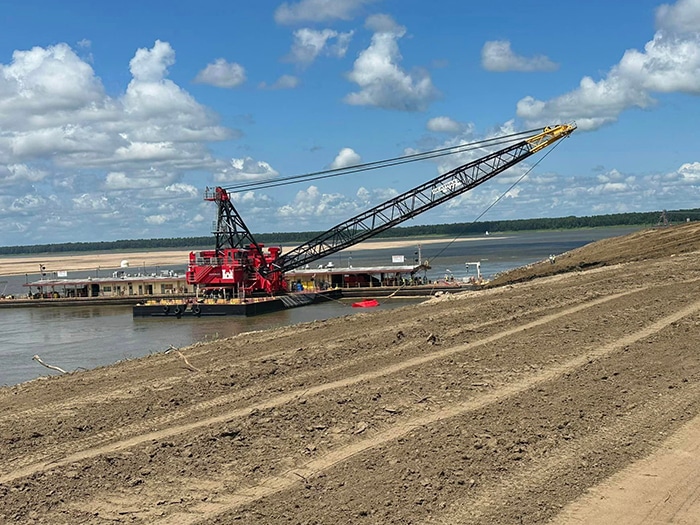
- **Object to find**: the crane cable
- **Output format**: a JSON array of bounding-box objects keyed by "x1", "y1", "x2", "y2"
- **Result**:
[
  {"x1": 223, "y1": 127, "x2": 543, "y2": 194},
  {"x1": 420, "y1": 137, "x2": 567, "y2": 290}
]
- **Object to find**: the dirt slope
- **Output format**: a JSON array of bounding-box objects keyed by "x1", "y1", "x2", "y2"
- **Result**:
[
  {"x1": 2, "y1": 222, "x2": 700, "y2": 524},
  {"x1": 488, "y1": 221, "x2": 700, "y2": 287}
]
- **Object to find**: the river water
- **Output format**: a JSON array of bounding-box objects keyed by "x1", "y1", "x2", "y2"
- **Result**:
[{"x1": 0, "y1": 228, "x2": 640, "y2": 387}]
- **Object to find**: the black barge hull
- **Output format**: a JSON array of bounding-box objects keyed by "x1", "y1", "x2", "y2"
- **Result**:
[{"x1": 132, "y1": 290, "x2": 341, "y2": 318}]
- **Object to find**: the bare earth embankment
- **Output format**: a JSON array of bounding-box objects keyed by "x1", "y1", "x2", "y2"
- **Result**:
[{"x1": 2, "y1": 223, "x2": 700, "y2": 524}]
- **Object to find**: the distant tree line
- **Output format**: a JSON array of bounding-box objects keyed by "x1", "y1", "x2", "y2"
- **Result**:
[{"x1": 2, "y1": 209, "x2": 698, "y2": 256}]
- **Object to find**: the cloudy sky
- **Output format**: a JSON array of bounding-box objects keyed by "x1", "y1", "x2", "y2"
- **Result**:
[{"x1": 1, "y1": 0, "x2": 700, "y2": 246}]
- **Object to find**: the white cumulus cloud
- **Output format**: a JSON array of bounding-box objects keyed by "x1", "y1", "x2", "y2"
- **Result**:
[
  {"x1": 104, "y1": 170, "x2": 175, "y2": 190},
  {"x1": 0, "y1": 164, "x2": 48, "y2": 185},
  {"x1": 356, "y1": 185, "x2": 397, "y2": 203},
  {"x1": 214, "y1": 157, "x2": 279, "y2": 183},
  {"x1": 330, "y1": 147, "x2": 361, "y2": 169},
  {"x1": 656, "y1": 0, "x2": 700, "y2": 33},
  {"x1": 10, "y1": 193, "x2": 49, "y2": 213},
  {"x1": 676, "y1": 161, "x2": 700, "y2": 182},
  {"x1": 0, "y1": 39, "x2": 237, "y2": 244},
  {"x1": 481, "y1": 40, "x2": 558, "y2": 72},
  {"x1": 516, "y1": 0, "x2": 700, "y2": 130},
  {"x1": 72, "y1": 193, "x2": 110, "y2": 212},
  {"x1": 286, "y1": 28, "x2": 353, "y2": 67},
  {"x1": 145, "y1": 214, "x2": 168, "y2": 225},
  {"x1": 129, "y1": 40, "x2": 175, "y2": 83},
  {"x1": 194, "y1": 58, "x2": 246, "y2": 88},
  {"x1": 0, "y1": 43, "x2": 104, "y2": 119},
  {"x1": 344, "y1": 14, "x2": 439, "y2": 111},
  {"x1": 427, "y1": 116, "x2": 469, "y2": 134},
  {"x1": 278, "y1": 185, "x2": 359, "y2": 222}
]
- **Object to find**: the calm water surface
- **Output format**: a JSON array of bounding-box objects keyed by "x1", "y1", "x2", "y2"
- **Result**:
[
  {"x1": 0, "y1": 299, "x2": 418, "y2": 387},
  {"x1": 0, "y1": 228, "x2": 641, "y2": 386}
]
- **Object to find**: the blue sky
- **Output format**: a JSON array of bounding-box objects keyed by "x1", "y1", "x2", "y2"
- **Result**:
[{"x1": 1, "y1": 0, "x2": 700, "y2": 246}]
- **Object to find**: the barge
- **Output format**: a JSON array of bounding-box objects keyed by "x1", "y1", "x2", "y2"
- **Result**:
[{"x1": 132, "y1": 289, "x2": 342, "y2": 317}]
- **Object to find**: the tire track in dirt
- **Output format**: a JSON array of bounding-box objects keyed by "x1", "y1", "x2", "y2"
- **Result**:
[
  {"x1": 549, "y1": 408, "x2": 700, "y2": 525},
  {"x1": 0, "y1": 269, "x2": 639, "y2": 431},
  {"x1": 0, "y1": 267, "x2": 636, "y2": 426},
  {"x1": 0, "y1": 379, "x2": 182, "y2": 425},
  {"x1": 148, "y1": 297, "x2": 700, "y2": 525},
  {"x1": 427, "y1": 382, "x2": 700, "y2": 524},
  {"x1": 0, "y1": 289, "x2": 639, "y2": 485},
  {"x1": 1, "y1": 281, "x2": 636, "y2": 474},
  {"x1": 0, "y1": 308, "x2": 516, "y2": 471}
]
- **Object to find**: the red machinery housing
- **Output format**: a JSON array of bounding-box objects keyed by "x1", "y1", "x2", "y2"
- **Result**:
[{"x1": 186, "y1": 245, "x2": 283, "y2": 295}]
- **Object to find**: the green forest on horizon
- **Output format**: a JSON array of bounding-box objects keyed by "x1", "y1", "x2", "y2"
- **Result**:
[{"x1": 1, "y1": 209, "x2": 697, "y2": 256}]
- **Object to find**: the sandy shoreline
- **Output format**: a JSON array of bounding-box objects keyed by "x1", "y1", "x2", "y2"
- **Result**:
[{"x1": 0, "y1": 237, "x2": 492, "y2": 277}]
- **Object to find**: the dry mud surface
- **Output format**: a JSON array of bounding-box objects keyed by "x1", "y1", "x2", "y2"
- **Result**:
[{"x1": 2, "y1": 223, "x2": 700, "y2": 524}]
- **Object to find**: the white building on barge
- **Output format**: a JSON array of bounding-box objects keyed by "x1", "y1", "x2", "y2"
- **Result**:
[
  {"x1": 285, "y1": 263, "x2": 428, "y2": 291},
  {"x1": 24, "y1": 270, "x2": 191, "y2": 299},
  {"x1": 21, "y1": 262, "x2": 442, "y2": 300}
]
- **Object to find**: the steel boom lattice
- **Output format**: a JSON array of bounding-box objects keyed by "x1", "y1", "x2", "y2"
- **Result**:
[{"x1": 271, "y1": 124, "x2": 575, "y2": 275}]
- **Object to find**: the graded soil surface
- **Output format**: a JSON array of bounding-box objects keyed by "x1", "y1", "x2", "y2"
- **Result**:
[{"x1": 2, "y1": 222, "x2": 700, "y2": 524}]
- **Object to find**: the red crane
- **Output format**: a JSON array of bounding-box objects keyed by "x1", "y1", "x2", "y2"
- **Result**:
[{"x1": 186, "y1": 124, "x2": 576, "y2": 296}]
